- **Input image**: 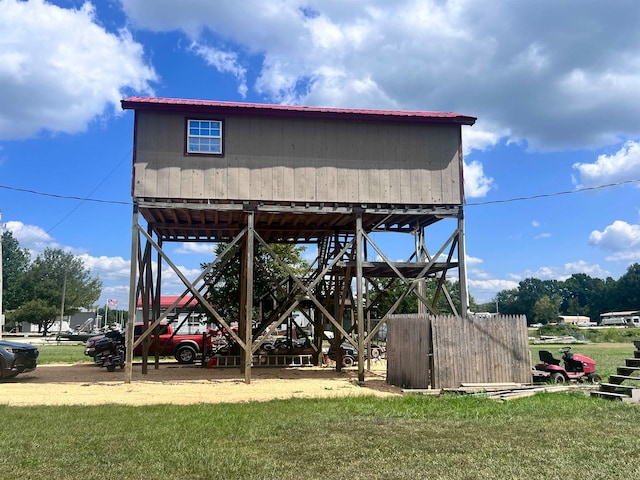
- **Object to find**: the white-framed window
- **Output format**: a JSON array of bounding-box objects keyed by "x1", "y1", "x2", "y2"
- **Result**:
[{"x1": 187, "y1": 119, "x2": 222, "y2": 154}]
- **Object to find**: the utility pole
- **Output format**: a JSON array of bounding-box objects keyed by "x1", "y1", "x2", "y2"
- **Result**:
[{"x1": 58, "y1": 270, "x2": 67, "y2": 336}]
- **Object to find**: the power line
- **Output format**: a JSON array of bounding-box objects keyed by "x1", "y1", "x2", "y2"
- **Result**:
[
  {"x1": 2, "y1": 176, "x2": 638, "y2": 209},
  {"x1": 0, "y1": 184, "x2": 130, "y2": 205},
  {"x1": 466, "y1": 178, "x2": 640, "y2": 206},
  {"x1": 40, "y1": 148, "x2": 133, "y2": 235}
]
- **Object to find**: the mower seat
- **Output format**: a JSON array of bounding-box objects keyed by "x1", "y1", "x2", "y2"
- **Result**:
[
  {"x1": 539, "y1": 350, "x2": 561, "y2": 366},
  {"x1": 564, "y1": 356, "x2": 583, "y2": 373}
]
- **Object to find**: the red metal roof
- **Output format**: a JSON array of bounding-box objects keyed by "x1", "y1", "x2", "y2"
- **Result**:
[
  {"x1": 121, "y1": 96, "x2": 476, "y2": 126},
  {"x1": 136, "y1": 295, "x2": 196, "y2": 309}
]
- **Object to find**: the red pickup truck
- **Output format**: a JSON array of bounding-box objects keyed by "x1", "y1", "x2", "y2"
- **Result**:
[{"x1": 84, "y1": 322, "x2": 213, "y2": 364}]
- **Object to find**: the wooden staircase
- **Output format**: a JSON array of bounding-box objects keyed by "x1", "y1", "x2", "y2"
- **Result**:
[{"x1": 591, "y1": 340, "x2": 640, "y2": 402}]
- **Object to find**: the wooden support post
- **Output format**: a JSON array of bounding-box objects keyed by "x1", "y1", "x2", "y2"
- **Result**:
[
  {"x1": 365, "y1": 256, "x2": 371, "y2": 371},
  {"x1": 142, "y1": 232, "x2": 153, "y2": 375},
  {"x1": 125, "y1": 205, "x2": 139, "y2": 384},
  {"x1": 417, "y1": 227, "x2": 426, "y2": 315},
  {"x1": 457, "y1": 209, "x2": 469, "y2": 318},
  {"x1": 356, "y1": 213, "x2": 365, "y2": 382},
  {"x1": 154, "y1": 237, "x2": 162, "y2": 370},
  {"x1": 239, "y1": 239, "x2": 247, "y2": 375},
  {"x1": 243, "y1": 211, "x2": 255, "y2": 384}
]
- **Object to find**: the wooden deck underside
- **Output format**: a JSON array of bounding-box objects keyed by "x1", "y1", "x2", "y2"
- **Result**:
[{"x1": 137, "y1": 199, "x2": 460, "y2": 243}]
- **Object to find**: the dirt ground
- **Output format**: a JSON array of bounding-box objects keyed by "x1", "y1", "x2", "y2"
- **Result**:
[{"x1": 0, "y1": 360, "x2": 402, "y2": 406}]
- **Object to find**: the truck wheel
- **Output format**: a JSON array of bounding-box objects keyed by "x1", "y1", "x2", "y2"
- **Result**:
[
  {"x1": 550, "y1": 372, "x2": 565, "y2": 384},
  {"x1": 175, "y1": 345, "x2": 196, "y2": 364}
]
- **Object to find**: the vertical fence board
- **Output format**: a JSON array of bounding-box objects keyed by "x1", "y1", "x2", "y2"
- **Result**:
[
  {"x1": 387, "y1": 314, "x2": 431, "y2": 389},
  {"x1": 387, "y1": 314, "x2": 530, "y2": 389}
]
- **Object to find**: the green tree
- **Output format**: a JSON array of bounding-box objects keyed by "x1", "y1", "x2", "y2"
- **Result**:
[
  {"x1": 531, "y1": 294, "x2": 562, "y2": 324},
  {"x1": 1, "y1": 230, "x2": 30, "y2": 311},
  {"x1": 559, "y1": 273, "x2": 611, "y2": 320},
  {"x1": 611, "y1": 263, "x2": 640, "y2": 310},
  {"x1": 368, "y1": 277, "x2": 473, "y2": 317},
  {"x1": 368, "y1": 278, "x2": 418, "y2": 317},
  {"x1": 17, "y1": 248, "x2": 102, "y2": 335},
  {"x1": 492, "y1": 288, "x2": 521, "y2": 315},
  {"x1": 492, "y1": 278, "x2": 563, "y2": 322},
  {"x1": 518, "y1": 278, "x2": 561, "y2": 316},
  {"x1": 8, "y1": 299, "x2": 59, "y2": 333}
]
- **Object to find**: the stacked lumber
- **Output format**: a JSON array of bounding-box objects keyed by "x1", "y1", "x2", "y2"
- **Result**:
[{"x1": 402, "y1": 382, "x2": 595, "y2": 400}]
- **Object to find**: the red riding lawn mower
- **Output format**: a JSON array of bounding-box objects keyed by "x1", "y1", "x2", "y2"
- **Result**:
[{"x1": 533, "y1": 346, "x2": 602, "y2": 384}]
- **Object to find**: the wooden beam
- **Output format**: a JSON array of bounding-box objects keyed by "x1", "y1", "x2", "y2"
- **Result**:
[
  {"x1": 124, "y1": 206, "x2": 139, "y2": 384},
  {"x1": 356, "y1": 213, "x2": 365, "y2": 382},
  {"x1": 244, "y1": 211, "x2": 255, "y2": 384}
]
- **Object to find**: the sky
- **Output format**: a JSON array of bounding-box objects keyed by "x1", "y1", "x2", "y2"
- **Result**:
[{"x1": 1, "y1": 0, "x2": 640, "y2": 310}]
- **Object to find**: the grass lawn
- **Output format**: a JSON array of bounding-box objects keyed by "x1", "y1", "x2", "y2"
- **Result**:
[
  {"x1": 5, "y1": 341, "x2": 636, "y2": 479},
  {"x1": 1, "y1": 394, "x2": 640, "y2": 480},
  {"x1": 35, "y1": 344, "x2": 90, "y2": 364}
]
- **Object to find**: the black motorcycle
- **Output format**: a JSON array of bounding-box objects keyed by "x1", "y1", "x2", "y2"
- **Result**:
[{"x1": 93, "y1": 330, "x2": 126, "y2": 372}]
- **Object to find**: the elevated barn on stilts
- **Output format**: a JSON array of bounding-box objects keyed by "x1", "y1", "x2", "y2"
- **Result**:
[{"x1": 121, "y1": 97, "x2": 476, "y2": 383}]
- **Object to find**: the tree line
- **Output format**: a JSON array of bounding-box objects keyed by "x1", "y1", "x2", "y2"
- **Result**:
[
  {"x1": 2, "y1": 230, "x2": 102, "y2": 335},
  {"x1": 476, "y1": 265, "x2": 640, "y2": 325}
]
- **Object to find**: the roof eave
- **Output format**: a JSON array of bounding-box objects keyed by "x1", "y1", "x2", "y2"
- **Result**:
[{"x1": 121, "y1": 97, "x2": 477, "y2": 126}]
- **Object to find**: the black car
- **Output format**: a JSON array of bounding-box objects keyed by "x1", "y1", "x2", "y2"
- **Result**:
[
  {"x1": 0, "y1": 340, "x2": 39, "y2": 379},
  {"x1": 327, "y1": 342, "x2": 385, "y2": 367}
]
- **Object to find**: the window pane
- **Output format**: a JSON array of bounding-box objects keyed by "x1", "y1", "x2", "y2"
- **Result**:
[{"x1": 187, "y1": 119, "x2": 222, "y2": 154}]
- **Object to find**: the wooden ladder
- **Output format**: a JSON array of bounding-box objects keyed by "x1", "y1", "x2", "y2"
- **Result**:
[{"x1": 591, "y1": 340, "x2": 640, "y2": 402}]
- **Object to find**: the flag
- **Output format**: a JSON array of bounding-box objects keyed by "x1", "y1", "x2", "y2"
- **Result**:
[{"x1": 107, "y1": 299, "x2": 118, "y2": 308}]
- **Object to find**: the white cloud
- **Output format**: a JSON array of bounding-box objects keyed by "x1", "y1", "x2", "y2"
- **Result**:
[
  {"x1": 94, "y1": 259, "x2": 206, "y2": 308},
  {"x1": 99, "y1": 285, "x2": 130, "y2": 308},
  {"x1": 465, "y1": 255, "x2": 483, "y2": 267},
  {"x1": 532, "y1": 221, "x2": 540, "y2": 228},
  {"x1": 4, "y1": 220, "x2": 58, "y2": 256},
  {"x1": 190, "y1": 43, "x2": 248, "y2": 97},
  {"x1": 463, "y1": 160, "x2": 494, "y2": 198},
  {"x1": 120, "y1": 0, "x2": 640, "y2": 152},
  {"x1": 159, "y1": 264, "x2": 206, "y2": 292},
  {"x1": 468, "y1": 278, "x2": 519, "y2": 302},
  {"x1": 0, "y1": 0, "x2": 157, "y2": 140},
  {"x1": 589, "y1": 220, "x2": 640, "y2": 251},
  {"x1": 604, "y1": 251, "x2": 640, "y2": 262},
  {"x1": 174, "y1": 242, "x2": 216, "y2": 255},
  {"x1": 573, "y1": 141, "x2": 640, "y2": 188},
  {"x1": 79, "y1": 254, "x2": 130, "y2": 282},
  {"x1": 462, "y1": 125, "x2": 502, "y2": 155},
  {"x1": 522, "y1": 260, "x2": 611, "y2": 281}
]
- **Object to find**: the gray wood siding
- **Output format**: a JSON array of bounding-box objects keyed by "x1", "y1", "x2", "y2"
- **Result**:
[
  {"x1": 387, "y1": 314, "x2": 531, "y2": 389},
  {"x1": 133, "y1": 111, "x2": 463, "y2": 205}
]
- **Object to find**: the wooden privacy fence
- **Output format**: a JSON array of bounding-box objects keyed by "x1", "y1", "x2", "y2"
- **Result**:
[{"x1": 387, "y1": 314, "x2": 531, "y2": 389}]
